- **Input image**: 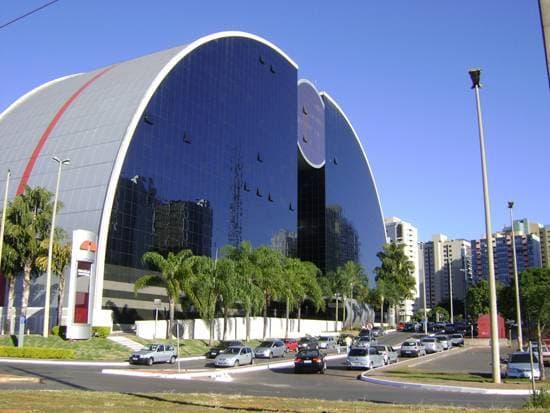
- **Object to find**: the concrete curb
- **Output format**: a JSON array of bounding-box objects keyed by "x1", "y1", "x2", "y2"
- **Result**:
[
  {"x1": 0, "y1": 358, "x2": 129, "y2": 367},
  {"x1": 102, "y1": 354, "x2": 347, "y2": 380},
  {"x1": 358, "y1": 373, "x2": 532, "y2": 396},
  {"x1": 0, "y1": 375, "x2": 41, "y2": 384}
]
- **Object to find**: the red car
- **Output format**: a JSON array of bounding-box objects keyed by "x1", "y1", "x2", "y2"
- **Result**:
[{"x1": 283, "y1": 338, "x2": 298, "y2": 352}]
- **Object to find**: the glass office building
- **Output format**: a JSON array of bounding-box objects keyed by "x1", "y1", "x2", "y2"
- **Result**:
[{"x1": 0, "y1": 32, "x2": 384, "y2": 324}]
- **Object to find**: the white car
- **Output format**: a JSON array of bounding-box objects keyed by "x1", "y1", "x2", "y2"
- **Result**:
[
  {"x1": 129, "y1": 344, "x2": 177, "y2": 365},
  {"x1": 374, "y1": 345, "x2": 398, "y2": 364},
  {"x1": 317, "y1": 336, "x2": 337, "y2": 350},
  {"x1": 214, "y1": 346, "x2": 254, "y2": 367},
  {"x1": 505, "y1": 352, "x2": 541, "y2": 379},
  {"x1": 400, "y1": 340, "x2": 426, "y2": 357},
  {"x1": 346, "y1": 347, "x2": 385, "y2": 370},
  {"x1": 421, "y1": 337, "x2": 443, "y2": 353}
]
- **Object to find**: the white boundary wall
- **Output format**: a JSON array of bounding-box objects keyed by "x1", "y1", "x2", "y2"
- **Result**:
[{"x1": 135, "y1": 317, "x2": 342, "y2": 340}]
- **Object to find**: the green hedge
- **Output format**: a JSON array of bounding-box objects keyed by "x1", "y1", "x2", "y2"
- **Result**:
[
  {"x1": 0, "y1": 346, "x2": 75, "y2": 359},
  {"x1": 92, "y1": 327, "x2": 111, "y2": 338}
]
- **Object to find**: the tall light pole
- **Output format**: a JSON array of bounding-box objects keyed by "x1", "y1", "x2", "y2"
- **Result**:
[
  {"x1": 445, "y1": 244, "x2": 454, "y2": 324},
  {"x1": 508, "y1": 201, "x2": 523, "y2": 350},
  {"x1": 43, "y1": 157, "x2": 70, "y2": 337},
  {"x1": 422, "y1": 265, "x2": 428, "y2": 334},
  {"x1": 469, "y1": 68, "x2": 501, "y2": 383},
  {"x1": 0, "y1": 170, "x2": 10, "y2": 335}
]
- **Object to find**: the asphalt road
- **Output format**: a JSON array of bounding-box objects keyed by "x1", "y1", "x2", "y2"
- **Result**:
[{"x1": 0, "y1": 332, "x2": 528, "y2": 408}]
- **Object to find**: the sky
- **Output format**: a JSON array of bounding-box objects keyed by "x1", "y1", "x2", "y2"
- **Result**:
[{"x1": 1, "y1": 1, "x2": 548, "y2": 242}]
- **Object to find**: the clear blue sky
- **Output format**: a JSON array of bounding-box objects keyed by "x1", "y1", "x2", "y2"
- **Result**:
[{"x1": 1, "y1": 1, "x2": 548, "y2": 242}]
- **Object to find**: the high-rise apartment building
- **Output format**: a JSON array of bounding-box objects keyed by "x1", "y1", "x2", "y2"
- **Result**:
[
  {"x1": 384, "y1": 217, "x2": 419, "y2": 320},
  {"x1": 419, "y1": 234, "x2": 471, "y2": 310},
  {"x1": 540, "y1": 226, "x2": 550, "y2": 268},
  {"x1": 471, "y1": 233, "x2": 542, "y2": 285}
]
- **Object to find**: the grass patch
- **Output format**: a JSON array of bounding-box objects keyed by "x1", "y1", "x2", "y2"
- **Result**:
[
  {"x1": 380, "y1": 368, "x2": 550, "y2": 388},
  {"x1": 0, "y1": 390, "x2": 528, "y2": 412},
  {"x1": 0, "y1": 335, "x2": 129, "y2": 361}
]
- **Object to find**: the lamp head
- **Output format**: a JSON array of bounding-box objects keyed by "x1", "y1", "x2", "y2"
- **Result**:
[
  {"x1": 507, "y1": 201, "x2": 514, "y2": 209},
  {"x1": 468, "y1": 68, "x2": 482, "y2": 88}
]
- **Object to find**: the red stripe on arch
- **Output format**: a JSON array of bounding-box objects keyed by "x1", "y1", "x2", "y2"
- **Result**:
[{"x1": 16, "y1": 66, "x2": 114, "y2": 195}]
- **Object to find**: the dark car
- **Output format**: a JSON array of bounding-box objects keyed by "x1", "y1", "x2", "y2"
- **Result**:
[
  {"x1": 294, "y1": 349, "x2": 327, "y2": 374},
  {"x1": 206, "y1": 340, "x2": 243, "y2": 358},
  {"x1": 298, "y1": 336, "x2": 319, "y2": 350}
]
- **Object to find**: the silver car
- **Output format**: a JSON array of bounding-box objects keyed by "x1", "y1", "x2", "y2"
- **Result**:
[
  {"x1": 214, "y1": 346, "x2": 254, "y2": 367},
  {"x1": 450, "y1": 334, "x2": 464, "y2": 347},
  {"x1": 351, "y1": 336, "x2": 374, "y2": 349},
  {"x1": 129, "y1": 344, "x2": 177, "y2": 366},
  {"x1": 374, "y1": 345, "x2": 398, "y2": 364},
  {"x1": 254, "y1": 340, "x2": 286, "y2": 358},
  {"x1": 421, "y1": 337, "x2": 443, "y2": 353},
  {"x1": 346, "y1": 347, "x2": 385, "y2": 370},
  {"x1": 434, "y1": 335, "x2": 451, "y2": 350},
  {"x1": 505, "y1": 352, "x2": 541, "y2": 379},
  {"x1": 317, "y1": 336, "x2": 337, "y2": 350},
  {"x1": 400, "y1": 340, "x2": 426, "y2": 357}
]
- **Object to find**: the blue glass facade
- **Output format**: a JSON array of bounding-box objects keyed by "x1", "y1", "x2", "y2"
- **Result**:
[
  {"x1": 104, "y1": 38, "x2": 298, "y2": 319},
  {"x1": 322, "y1": 95, "x2": 386, "y2": 286}
]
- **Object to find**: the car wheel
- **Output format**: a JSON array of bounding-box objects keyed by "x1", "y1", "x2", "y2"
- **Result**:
[
  {"x1": 147, "y1": 357, "x2": 153, "y2": 366},
  {"x1": 234, "y1": 360, "x2": 240, "y2": 367},
  {"x1": 269, "y1": 352, "x2": 273, "y2": 359},
  {"x1": 169, "y1": 356, "x2": 176, "y2": 364}
]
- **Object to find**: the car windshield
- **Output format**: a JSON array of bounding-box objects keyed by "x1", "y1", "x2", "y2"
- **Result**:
[
  {"x1": 297, "y1": 350, "x2": 320, "y2": 358},
  {"x1": 349, "y1": 349, "x2": 367, "y2": 356},
  {"x1": 403, "y1": 341, "x2": 417, "y2": 347},
  {"x1": 299, "y1": 338, "x2": 313, "y2": 343},
  {"x1": 435, "y1": 336, "x2": 447, "y2": 340},
  {"x1": 452, "y1": 334, "x2": 462, "y2": 338},
  {"x1": 143, "y1": 345, "x2": 159, "y2": 351},
  {"x1": 318, "y1": 336, "x2": 330, "y2": 341},
  {"x1": 510, "y1": 354, "x2": 538, "y2": 363},
  {"x1": 224, "y1": 347, "x2": 242, "y2": 355},
  {"x1": 422, "y1": 338, "x2": 435, "y2": 343},
  {"x1": 258, "y1": 341, "x2": 273, "y2": 347},
  {"x1": 374, "y1": 346, "x2": 386, "y2": 352}
]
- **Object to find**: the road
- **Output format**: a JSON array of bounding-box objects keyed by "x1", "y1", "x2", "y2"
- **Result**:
[{"x1": 0, "y1": 332, "x2": 527, "y2": 408}]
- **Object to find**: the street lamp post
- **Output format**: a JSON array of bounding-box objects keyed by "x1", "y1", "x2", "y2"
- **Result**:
[
  {"x1": 0, "y1": 170, "x2": 10, "y2": 335},
  {"x1": 468, "y1": 68, "x2": 501, "y2": 383},
  {"x1": 42, "y1": 157, "x2": 70, "y2": 337},
  {"x1": 422, "y1": 266, "x2": 428, "y2": 334},
  {"x1": 445, "y1": 244, "x2": 454, "y2": 324},
  {"x1": 508, "y1": 201, "x2": 523, "y2": 350}
]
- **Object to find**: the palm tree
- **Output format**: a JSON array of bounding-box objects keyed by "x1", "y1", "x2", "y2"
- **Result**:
[
  {"x1": 135, "y1": 249, "x2": 193, "y2": 338},
  {"x1": 4, "y1": 186, "x2": 55, "y2": 318},
  {"x1": 184, "y1": 255, "x2": 221, "y2": 345},
  {"x1": 374, "y1": 243, "x2": 415, "y2": 327},
  {"x1": 223, "y1": 241, "x2": 263, "y2": 341},
  {"x1": 35, "y1": 233, "x2": 71, "y2": 327},
  {"x1": 0, "y1": 242, "x2": 20, "y2": 335},
  {"x1": 252, "y1": 246, "x2": 285, "y2": 339},
  {"x1": 216, "y1": 256, "x2": 238, "y2": 340},
  {"x1": 294, "y1": 260, "x2": 324, "y2": 334}
]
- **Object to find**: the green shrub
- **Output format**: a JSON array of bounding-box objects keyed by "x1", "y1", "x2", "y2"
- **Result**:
[
  {"x1": 524, "y1": 389, "x2": 550, "y2": 409},
  {"x1": 92, "y1": 327, "x2": 111, "y2": 338},
  {"x1": 0, "y1": 346, "x2": 75, "y2": 359}
]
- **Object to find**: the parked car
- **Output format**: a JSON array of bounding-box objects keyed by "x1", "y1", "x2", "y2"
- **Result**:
[
  {"x1": 294, "y1": 349, "x2": 327, "y2": 374},
  {"x1": 450, "y1": 333, "x2": 465, "y2": 347},
  {"x1": 504, "y1": 351, "x2": 541, "y2": 379},
  {"x1": 298, "y1": 336, "x2": 319, "y2": 351},
  {"x1": 254, "y1": 340, "x2": 286, "y2": 359},
  {"x1": 207, "y1": 340, "x2": 243, "y2": 358},
  {"x1": 346, "y1": 347, "x2": 385, "y2": 370},
  {"x1": 352, "y1": 336, "x2": 375, "y2": 349},
  {"x1": 337, "y1": 333, "x2": 355, "y2": 346},
  {"x1": 283, "y1": 338, "x2": 299, "y2": 352},
  {"x1": 214, "y1": 346, "x2": 254, "y2": 367},
  {"x1": 317, "y1": 336, "x2": 337, "y2": 350},
  {"x1": 373, "y1": 344, "x2": 398, "y2": 364},
  {"x1": 420, "y1": 337, "x2": 443, "y2": 354},
  {"x1": 358, "y1": 329, "x2": 371, "y2": 337},
  {"x1": 434, "y1": 334, "x2": 451, "y2": 350},
  {"x1": 532, "y1": 343, "x2": 550, "y2": 366},
  {"x1": 400, "y1": 340, "x2": 426, "y2": 357},
  {"x1": 371, "y1": 327, "x2": 385, "y2": 337},
  {"x1": 129, "y1": 344, "x2": 177, "y2": 366}
]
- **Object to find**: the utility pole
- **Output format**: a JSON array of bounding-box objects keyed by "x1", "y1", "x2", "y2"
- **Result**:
[
  {"x1": 446, "y1": 244, "x2": 454, "y2": 324},
  {"x1": 508, "y1": 201, "x2": 523, "y2": 350}
]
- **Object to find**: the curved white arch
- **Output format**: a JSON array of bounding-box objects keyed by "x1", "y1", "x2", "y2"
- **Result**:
[
  {"x1": 92, "y1": 31, "x2": 299, "y2": 316},
  {"x1": 297, "y1": 79, "x2": 326, "y2": 169},
  {"x1": 319, "y1": 91, "x2": 385, "y2": 225},
  {"x1": 0, "y1": 74, "x2": 81, "y2": 124}
]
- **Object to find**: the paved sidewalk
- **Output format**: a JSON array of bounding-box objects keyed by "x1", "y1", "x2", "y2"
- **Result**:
[{"x1": 107, "y1": 335, "x2": 143, "y2": 351}]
